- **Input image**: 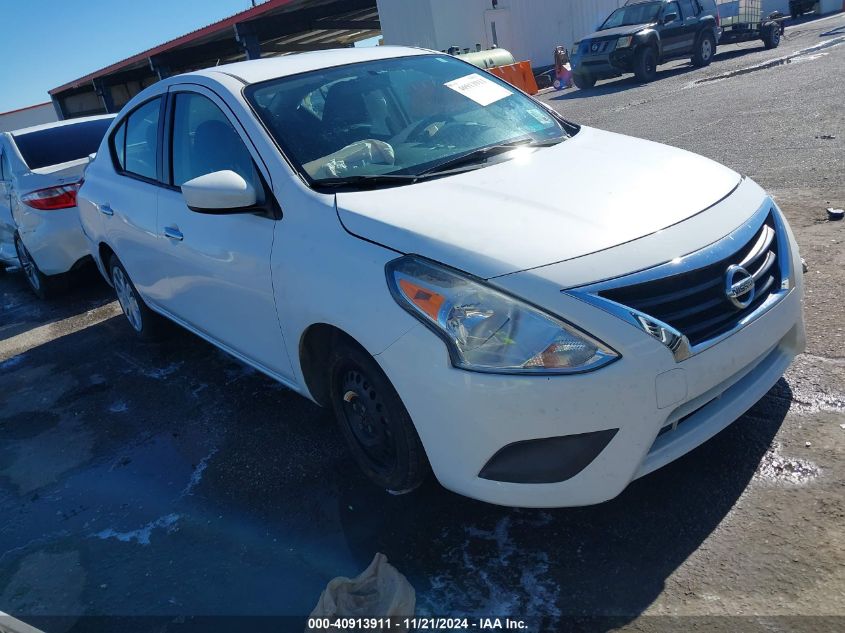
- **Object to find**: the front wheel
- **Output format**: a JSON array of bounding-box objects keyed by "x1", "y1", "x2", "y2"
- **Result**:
[
  {"x1": 692, "y1": 31, "x2": 716, "y2": 67},
  {"x1": 572, "y1": 73, "x2": 596, "y2": 90},
  {"x1": 633, "y1": 46, "x2": 658, "y2": 82},
  {"x1": 328, "y1": 342, "x2": 429, "y2": 494},
  {"x1": 763, "y1": 24, "x2": 782, "y2": 49}
]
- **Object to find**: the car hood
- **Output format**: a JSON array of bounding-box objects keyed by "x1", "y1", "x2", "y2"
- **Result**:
[
  {"x1": 335, "y1": 126, "x2": 742, "y2": 280},
  {"x1": 581, "y1": 23, "x2": 653, "y2": 41}
]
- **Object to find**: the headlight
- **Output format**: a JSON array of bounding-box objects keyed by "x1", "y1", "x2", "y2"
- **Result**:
[
  {"x1": 386, "y1": 256, "x2": 619, "y2": 374},
  {"x1": 616, "y1": 36, "x2": 633, "y2": 48}
]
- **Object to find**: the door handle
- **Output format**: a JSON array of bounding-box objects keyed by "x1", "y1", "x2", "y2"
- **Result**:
[
  {"x1": 163, "y1": 226, "x2": 184, "y2": 241},
  {"x1": 98, "y1": 203, "x2": 114, "y2": 216}
]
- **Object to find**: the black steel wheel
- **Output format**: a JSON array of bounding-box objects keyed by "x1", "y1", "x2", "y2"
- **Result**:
[
  {"x1": 763, "y1": 24, "x2": 782, "y2": 49},
  {"x1": 328, "y1": 341, "x2": 428, "y2": 493}
]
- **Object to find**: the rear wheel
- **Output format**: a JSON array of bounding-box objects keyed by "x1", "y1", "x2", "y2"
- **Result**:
[
  {"x1": 14, "y1": 233, "x2": 58, "y2": 300},
  {"x1": 109, "y1": 255, "x2": 168, "y2": 339},
  {"x1": 633, "y1": 46, "x2": 658, "y2": 82},
  {"x1": 692, "y1": 31, "x2": 717, "y2": 67},
  {"x1": 763, "y1": 24, "x2": 782, "y2": 49},
  {"x1": 328, "y1": 341, "x2": 429, "y2": 494}
]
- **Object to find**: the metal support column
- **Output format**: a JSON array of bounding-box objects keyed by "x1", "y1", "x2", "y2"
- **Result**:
[
  {"x1": 93, "y1": 78, "x2": 116, "y2": 114},
  {"x1": 149, "y1": 55, "x2": 172, "y2": 81},
  {"x1": 234, "y1": 22, "x2": 262, "y2": 60}
]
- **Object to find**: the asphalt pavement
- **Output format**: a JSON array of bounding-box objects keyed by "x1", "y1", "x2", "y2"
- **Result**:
[{"x1": 1, "y1": 12, "x2": 843, "y2": 633}]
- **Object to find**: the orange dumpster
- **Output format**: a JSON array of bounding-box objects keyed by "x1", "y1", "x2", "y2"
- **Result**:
[{"x1": 488, "y1": 60, "x2": 539, "y2": 95}]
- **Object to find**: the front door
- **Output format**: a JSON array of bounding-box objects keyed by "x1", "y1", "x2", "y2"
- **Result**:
[
  {"x1": 659, "y1": 1, "x2": 689, "y2": 57},
  {"x1": 156, "y1": 86, "x2": 292, "y2": 378}
]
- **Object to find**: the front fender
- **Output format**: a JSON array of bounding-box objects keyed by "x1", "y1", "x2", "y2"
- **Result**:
[{"x1": 634, "y1": 29, "x2": 662, "y2": 57}]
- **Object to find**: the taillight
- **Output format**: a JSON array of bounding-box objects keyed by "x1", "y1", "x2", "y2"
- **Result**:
[
  {"x1": 20, "y1": 183, "x2": 80, "y2": 211},
  {"x1": 716, "y1": 13, "x2": 721, "y2": 27}
]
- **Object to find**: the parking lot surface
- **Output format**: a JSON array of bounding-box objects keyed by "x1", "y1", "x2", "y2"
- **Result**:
[{"x1": 1, "y1": 13, "x2": 844, "y2": 632}]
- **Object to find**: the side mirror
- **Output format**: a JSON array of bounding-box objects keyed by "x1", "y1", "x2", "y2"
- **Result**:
[
  {"x1": 181, "y1": 170, "x2": 258, "y2": 214},
  {"x1": 663, "y1": 12, "x2": 678, "y2": 24}
]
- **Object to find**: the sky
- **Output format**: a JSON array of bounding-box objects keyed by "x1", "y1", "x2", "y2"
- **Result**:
[{"x1": 0, "y1": 0, "x2": 281, "y2": 113}]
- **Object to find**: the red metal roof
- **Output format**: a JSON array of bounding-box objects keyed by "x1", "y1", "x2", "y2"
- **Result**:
[{"x1": 49, "y1": 0, "x2": 299, "y2": 95}]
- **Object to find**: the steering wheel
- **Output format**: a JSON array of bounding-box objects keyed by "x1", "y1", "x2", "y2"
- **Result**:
[{"x1": 406, "y1": 114, "x2": 455, "y2": 144}]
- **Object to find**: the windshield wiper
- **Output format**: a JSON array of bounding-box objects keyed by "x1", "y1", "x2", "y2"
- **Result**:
[
  {"x1": 417, "y1": 137, "x2": 565, "y2": 177},
  {"x1": 312, "y1": 173, "x2": 423, "y2": 189}
]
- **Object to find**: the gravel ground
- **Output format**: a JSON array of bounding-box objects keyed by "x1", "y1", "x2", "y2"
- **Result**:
[{"x1": 0, "y1": 13, "x2": 843, "y2": 633}]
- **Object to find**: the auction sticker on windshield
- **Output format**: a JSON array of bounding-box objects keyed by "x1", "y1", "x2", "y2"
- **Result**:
[{"x1": 445, "y1": 73, "x2": 513, "y2": 106}]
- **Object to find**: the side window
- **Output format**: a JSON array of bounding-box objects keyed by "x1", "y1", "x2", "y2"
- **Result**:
[
  {"x1": 679, "y1": 0, "x2": 696, "y2": 17},
  {"x1": 112, "y1": 122, "x2": 126, "y2": 171},
  {"x1": 664, "y1": 1, "x2": 681, "y2": 20},
  {"x1": 170, "y1": 92, "x2": 262, "y2": 198},
  {"x1": 116, "y1": 98, "x2": 161, "y2": 180}
]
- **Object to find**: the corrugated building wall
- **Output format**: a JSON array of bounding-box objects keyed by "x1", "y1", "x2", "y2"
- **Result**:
[
  {"x1": 377, "y1": 0, "x2": 837, "y2": 70},
  {"x1": 377, "y1": 0, "x2": 628, "y2": 68},
  {"x1": 0, "y1": 103, "x2": 58, "y2": 133}
]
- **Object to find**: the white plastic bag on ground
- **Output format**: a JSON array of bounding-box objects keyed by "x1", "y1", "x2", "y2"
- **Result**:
[{"x1": 308, "y1": 553, "x2": 415, "y2": 632}]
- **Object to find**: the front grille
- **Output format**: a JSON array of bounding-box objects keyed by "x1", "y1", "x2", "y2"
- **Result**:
[{"x1": 600, "y1": 211, "x2": 782, "y2": 347}]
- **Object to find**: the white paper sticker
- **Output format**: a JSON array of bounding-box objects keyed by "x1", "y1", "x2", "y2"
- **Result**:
[{"x1": 444, "y1": 73, "x2": 513, "y2": 106}]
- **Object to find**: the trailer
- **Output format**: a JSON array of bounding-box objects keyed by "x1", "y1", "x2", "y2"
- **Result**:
[{"x1": 717, "y1": 0, "x2": 788, "y2": 49}]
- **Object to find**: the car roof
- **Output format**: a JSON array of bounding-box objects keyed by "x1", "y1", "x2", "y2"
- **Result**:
[
  {"x1": 9, "y1": 114, "x2": 116, "y2": 137},
  {"x1": 188, "y1": 46, "x2": 433, "y2": 85}
]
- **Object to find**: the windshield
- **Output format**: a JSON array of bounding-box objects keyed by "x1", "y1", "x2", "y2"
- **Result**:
[
  {"x1": 600, "y1": 2, "x2": 662, "y2": 29},
  {"x1": 245, "y1": 54, "x2": 568, "y2": 185},
  {"x1": 13, "y1": 118, "x2": 113, "y2": 170}
]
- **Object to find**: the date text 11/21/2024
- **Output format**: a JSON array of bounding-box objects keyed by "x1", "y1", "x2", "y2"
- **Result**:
[{"x1": 307, "y1": 617, "x2": 529, "y2": 630}]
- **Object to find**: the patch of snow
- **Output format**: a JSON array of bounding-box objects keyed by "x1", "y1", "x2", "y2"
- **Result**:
[
  {"x1": 180, "y1": 449, "x2": 218, "y2": 497},
  {"x1": 109, "y1": 401, "x2": 129, "y2": 413},
  {"x1": 92, "y1": 513, "x2": 180, "y2": 545}
]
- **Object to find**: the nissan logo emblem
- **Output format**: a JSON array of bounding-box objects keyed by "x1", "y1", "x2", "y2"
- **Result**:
[
  {"x1": 591, "y1": 42, "x2": 600, "y2": 52},
  {"x1": 725, "y1": 265, "x2": 756, "y2": 309}
]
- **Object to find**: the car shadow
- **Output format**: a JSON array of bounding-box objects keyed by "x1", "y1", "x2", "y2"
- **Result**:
[
  {"x1": 553, "y1": 43, "x2": 787, "y2": 100},
  {"x1": 0, "y1": 314, "x2": 793, "y2": 631},
  {"x1": 0, "y1": 267, "x2": 113, "y2": 344},
  {"x1": 335, "y1": 378, "x2": 792, "y2": 628}
]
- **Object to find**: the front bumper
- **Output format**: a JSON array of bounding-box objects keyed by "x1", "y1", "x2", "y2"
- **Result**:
[
  {"x1": 572, "y1": 48, "x2": 635, "y2": 79},
  {"x1": 375, "y1": 209, "x2": 805, "y2": 508}
]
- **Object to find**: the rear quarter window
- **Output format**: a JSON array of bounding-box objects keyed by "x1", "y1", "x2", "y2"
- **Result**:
[{"x1": 12, "y1": 119, "x2": 113, "y2": 170}]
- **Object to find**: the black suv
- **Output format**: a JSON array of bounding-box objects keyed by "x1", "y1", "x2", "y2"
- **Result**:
[
  {"x1": 571, "y1": 0, "x2": 721, "y2": 88},
  {"x1": 789, "y1": 0, "x2": 816, "y2": 19}
]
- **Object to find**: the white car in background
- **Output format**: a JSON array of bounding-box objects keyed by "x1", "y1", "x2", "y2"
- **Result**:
[
  {"x1": 0, "y1": 115, "x2": 115, "y2": 297},
  {"x1": 77, "y1": 47, "x2": 804, "y2": 507}
]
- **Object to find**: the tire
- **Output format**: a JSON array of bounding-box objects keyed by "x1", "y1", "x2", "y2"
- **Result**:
[
  {"x1": 109, "y1": 255, "x2": 168, "y2": 339},
  {"x1": 14, "y1": 233, "x2": 60, "y2": 300},
  {"x1": 633, "y1": 46, "x2": 658, "y2": 82},
  {"x1": 328, "y1": 341, "x2": 429, "y2": 494},
  {"x1": 763, "y1": 24, "x2": 782, "y2": 49},
  {"x1": 692, "y1": 31, "x2": 717, "y2": 67},
  {"x1": 572, "y1": 73, "x2": 596, "y2": 90}
]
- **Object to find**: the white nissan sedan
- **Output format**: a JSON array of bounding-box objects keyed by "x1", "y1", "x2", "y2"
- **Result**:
[{"x1": 77, "y1": 47, "x2": 804, "y2": 507}]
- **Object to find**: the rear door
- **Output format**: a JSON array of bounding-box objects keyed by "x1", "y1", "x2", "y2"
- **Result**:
[
  {"x1": 0, "y1": 139, "x2": 16, "y2": 264},
  {"x1": 678, "y1": 0, "x2": 702, "y2": 52},
  {"x1": 94, "y1": 96, "x2": 170, "y2": 302},
  {"x1": 155, "y1": 85, "x2": 292, "y2": 377}
]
